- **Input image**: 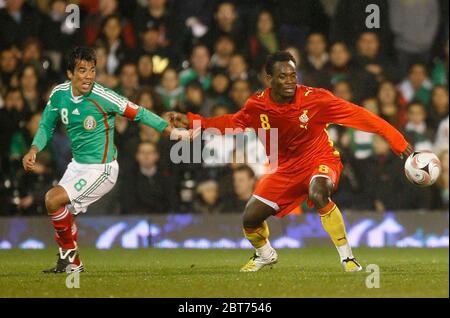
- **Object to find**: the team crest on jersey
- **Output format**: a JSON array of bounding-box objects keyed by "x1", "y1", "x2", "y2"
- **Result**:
[
  {"x1": 83, "y1": 116, "x2": 97, "y2": 130},
  {"x1": 299, "y1": 110, "x2": 309, "y2": 123}
]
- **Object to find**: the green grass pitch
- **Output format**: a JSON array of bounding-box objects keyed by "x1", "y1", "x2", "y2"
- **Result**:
[{"x1": 0, "y1": 247, "x2": 447, "y2": 298}]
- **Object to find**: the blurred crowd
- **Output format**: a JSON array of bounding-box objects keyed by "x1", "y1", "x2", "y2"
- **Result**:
[{"x1": 0, "y1": 0, "x2": 448, "y2": 216}]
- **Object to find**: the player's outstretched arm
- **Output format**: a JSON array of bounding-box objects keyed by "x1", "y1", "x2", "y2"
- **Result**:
[
  {"x1": 316, "y1": 89, "x2": 412, "y2": 158},
  {"x1": 162, "y1": 109, "x2": 250, "y2": 134}
]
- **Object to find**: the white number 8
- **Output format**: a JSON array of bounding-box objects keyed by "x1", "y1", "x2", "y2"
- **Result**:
[{"x1": 61, "y1": 108, "x2": 69, "y2": 124}]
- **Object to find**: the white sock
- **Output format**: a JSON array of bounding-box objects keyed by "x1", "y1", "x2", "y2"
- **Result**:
[
  {"x1": 256, "y1": 241, "x2": 273, "y2": 259},
  {"x1": 336, "y1": 243, "x2": 354, "y2": 261}
]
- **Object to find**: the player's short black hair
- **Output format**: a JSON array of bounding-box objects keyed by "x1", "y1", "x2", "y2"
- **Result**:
[
  {"x1": 67, "y1": 47, "x2": 97, "y2": 73},
  {"x1": 264, "y1": 51, "x2": 296, "y2": 76}
]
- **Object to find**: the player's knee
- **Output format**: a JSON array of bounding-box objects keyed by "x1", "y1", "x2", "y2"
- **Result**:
[
  {"x1": 242, "y1": 199, "x2": 271, "y2": 228},
  {"x1": 308, "y1": 190, "x2": 328, "y2": 208},
  {"x1": 45, "y1": 190, "x2": 60, "y2": 214},
  {"x1": 242, "y1": 210, "x2": 259, "y2": 229}
]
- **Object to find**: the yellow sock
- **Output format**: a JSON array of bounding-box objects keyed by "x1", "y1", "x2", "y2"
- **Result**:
[
  {"x1": 243, "y1": 221, "x2": 269, "y2": 249},
  {"x1": 319, "y1": 201, "x2": 348, "y2": 247}
]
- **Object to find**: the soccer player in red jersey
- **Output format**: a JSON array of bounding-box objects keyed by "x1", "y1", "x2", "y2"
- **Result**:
[{"x1": 170, "y1": 52, "x2": 414, "y2": 272}]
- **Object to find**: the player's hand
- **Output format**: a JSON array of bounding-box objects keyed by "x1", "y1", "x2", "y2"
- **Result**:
[
  {"x1": 164, "y1": 112, "x2": 189, "y2": 129},
  {"x1": 163, "y1": 126, "x2": 201, "y2": 141},
  {"x1": 22, "y1": 148, "x2": 38, "y2": 172},
  {"x1": 161, "y1": 111, "x2": 176, "y2": 124},
  {"x1": 399, "y1": 143, "x2": 414, "y2": 159}
]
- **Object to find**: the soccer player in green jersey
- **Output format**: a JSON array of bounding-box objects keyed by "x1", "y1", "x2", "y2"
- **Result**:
[{"x1": 22, "y1": 47, "x2": 191, "y2": 273}]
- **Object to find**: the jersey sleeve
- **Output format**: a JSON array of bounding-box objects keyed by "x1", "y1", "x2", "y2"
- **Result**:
[
  {"x1": 187, "y1": 101, "x2": 251, "y2": 134},
  {"x1": 31, "y1": 97, "x2": 59, "y2": 151},
  {"x1": 316, "y1": 89, "x2": 409, "y2": 155},
  {"x1": 99, "y1": 86, "x2": 168, "y2": 132}
]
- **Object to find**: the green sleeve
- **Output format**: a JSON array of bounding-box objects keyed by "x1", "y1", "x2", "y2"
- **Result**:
[
  {"x1": 32, "y1": 99, "x2": 59, "y2": 151},
  {"x1": 101, "y1": 85, "x2": 168, "y2": 132},
  {"x1": 134, "y1": 107, "x2": 169, "y2": 133}
]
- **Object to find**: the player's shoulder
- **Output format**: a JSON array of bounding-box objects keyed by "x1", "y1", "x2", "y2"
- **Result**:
[
  {"x1": 49, "y1": 81, "x2": 71, "y2": 99},
  {"x1": 246, "y1": 88, "x2": 269, "y2": 107},
  {"x1": 297, "y1": 85, "x2": 333, "y2": 106},
  {"x1": 91, "y1": 83, "x2": 127, "y2": 106},
  {"x1": 298, "y1": 85, "x2": 329, "y2": 97}
]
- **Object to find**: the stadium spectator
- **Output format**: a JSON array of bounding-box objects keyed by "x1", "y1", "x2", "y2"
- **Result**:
[
  {"x1": 357, "y1": 135, "x2": 411, "y2": 211},
  {"x1": 304, "y1": 32, "x2": 329, "y2": 72},
  {"x1": 276, "y1": 0, "x2": 329, "y2": 49},
  {"x1": 428, "y1": 85, "x2": 449, "y2": 131},
  {"x1": 223, "y1": 165, "x2": 256, "y2": 213},
  {"x1": 0, "y1": 88, "x2": 29, "y2": 173},
  {"x1": 434, "y1": 116, "x2": 449, "y2": 154},
  {"x1": 201, "y1": 1, "x2": 245, "y2": 53},
  {"x1": 327, "y1": 41, "x2": 377, "y2": 102},
  {"x1": 345, "y1": 98, "x2": 379, "y2": 160},
  {"x1": 179, "y1": 44, "x2": 212, "y2": 91},
  {"x1": 404, "y1": 102, "x2": 434, "y2": 151},
  {"x1": 120, "y1": 141, "x2": 177, "y2": 214},
  {"x1": 202, "y1": 71, "x2": 232, "y2": 116},
  {"x1": 0, "y1": 0, "x2": 42, "y2": 50},
  {"x1": 176, "y1": 80, "x2": 205, "y2": 115},
  {"x1": 115, "y1": 61, "x2": 139, "y2": 100},
  {"x1": 0, "y1": 47, "x2": 19, "y2": 89},
  {"x1": 137, "y1": 53, "x2": 158, "y2": 87},
  {"x1": 41, "y1": 0, "x2": 79, "y2": 66},
  {"x1": 133, "y1": 0, "x2": 183, "y2": 61},
  {"x1": 227, "y1": 53, "x2": 254, "y2": 84},
  {"x1": 355, "y1": 31, "x2": 397, "y2": 83},
  {"x1": 248, "y1": 10, "x2": 280, "y2": 70},
  {"x1": 193, "y1": 179, "x2": 224, "y2": 214},
  {"x1": 93, "y1": 45, "x2": 119, "y2": 88},
  {"x1": 389, "y1": 0, "x2": 440, "y2": 77},
  {"x1": 155, "y1": 67, "x2": 185, "y2": 111},
  {"x1": 398, "y1": 63, "x2": 433, "y2": 105},
  {"x1": 377, "y1": 80, "x2": 406, "y2": 128},
  {"x1": 209, "y1": 35, "x2": 236, "y2": 73},
  {"x1": 228, "y1": 79, "x2": 252, "y2": 112},
  {"x1": 333, "y1": 80, "x2": 354, "y2": 102},
  {"x1": 18, "y1": 64, "x2": 45, "y2": 113},
  {"x1": 331, "y1": 0, "x2": 392, "y2": 51},
  {"x1": 95, "y1": 14, "x2": 133, "y2": 75},
  {"x1": 135, "y1": 86, "x2": 165, "y2": 115},
  {"x1": 83, "y1": 0, "x2": 136, "y2": 49},
  {"x1": 10, "y1": 112, "x2": 53, "y2": 177}
]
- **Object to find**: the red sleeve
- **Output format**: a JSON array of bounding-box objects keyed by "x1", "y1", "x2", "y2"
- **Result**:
[
  {"x1": 187, "y1": 103, "x2": 251, "y2": 134},
  {"x1": 316, "y1": 89, "x2": 409, "y2": 155}
]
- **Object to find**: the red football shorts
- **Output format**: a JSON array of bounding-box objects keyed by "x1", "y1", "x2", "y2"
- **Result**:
[{"x1": 253, "y1": 160, "x2": 343, "y2": 218}]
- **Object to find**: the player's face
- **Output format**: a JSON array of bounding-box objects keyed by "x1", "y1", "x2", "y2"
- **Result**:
[
  {"x1": 269, "y1": 61, "x2": 297, "y2": 100},
  {"x1": 68, "y1": 60, "x2": 96, "y2": 96}
]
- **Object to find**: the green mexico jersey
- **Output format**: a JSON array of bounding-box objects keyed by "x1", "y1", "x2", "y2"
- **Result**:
[{"x1": 32, "y1": 82, "x2": 168, "y2": 164}]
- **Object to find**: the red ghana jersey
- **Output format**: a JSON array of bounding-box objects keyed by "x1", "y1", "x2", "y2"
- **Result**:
[{"x1": 187, "y1": 85, "x2": 408, "y2": 173}]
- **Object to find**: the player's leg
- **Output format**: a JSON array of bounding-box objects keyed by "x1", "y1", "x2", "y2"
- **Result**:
[
  {"x1": 43, "y1": 185, "x2": 83, "y2": 273},
  {"x1": 240, "y1": 197, "x2": 278, "y2": 272},
  {"x1": 309, "y1": 176, "x2": 362, "y2": 272}
]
